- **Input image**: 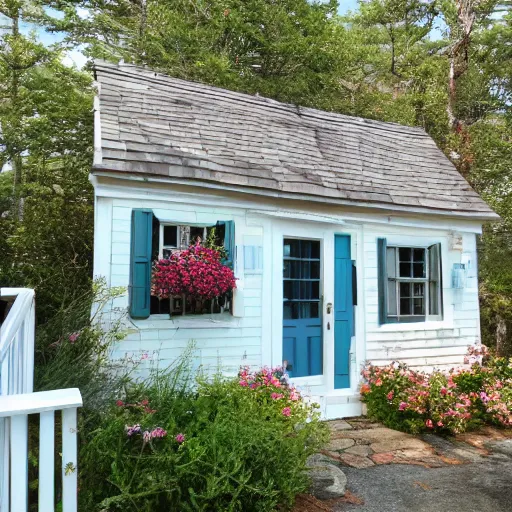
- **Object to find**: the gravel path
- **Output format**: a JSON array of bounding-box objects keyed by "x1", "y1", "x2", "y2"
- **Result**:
[{"x1": 336, "y1": 453, "x2": 512, "y2": 512}]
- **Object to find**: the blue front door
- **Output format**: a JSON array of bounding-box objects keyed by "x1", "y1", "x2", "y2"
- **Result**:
[
  {"x1": 282, "y1": 239, "x2": 322, "y2": 377},
  {"x1": 334, "y1": 235, "x2": 354, "y2": 388}
]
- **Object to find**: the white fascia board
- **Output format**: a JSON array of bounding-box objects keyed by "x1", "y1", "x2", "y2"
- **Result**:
[
  {"x1": 90, "y1": 169, "x2": 498, "y2": 222},
  {"x1": 91, "y1": 173, "x2": 484, "y2": 234}
]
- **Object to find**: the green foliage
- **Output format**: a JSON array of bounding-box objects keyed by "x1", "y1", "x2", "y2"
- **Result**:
[
  {"x1": 361, "y1": 348, "x2": 512, "y2": 435},
  {"x1": 0, "y1": 15, "x2": 95, "y2": 323},
  {"x1": 27, "y1": 281, "x2": 133, "y2": 509},
  {"x1": 34, "y1": 280, "x2": 131, "y2": 410},
  {"x1": 79, "y1": 365, "x2": 328, "y2": 511}
]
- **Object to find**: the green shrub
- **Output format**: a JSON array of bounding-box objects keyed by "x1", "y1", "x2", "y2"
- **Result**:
[
  {"x1": 79, "y1": 364, "x2": 328, "y2": 512},
  {"x1": 361, "y1": 346, "x2": 512, "y2": 435}
]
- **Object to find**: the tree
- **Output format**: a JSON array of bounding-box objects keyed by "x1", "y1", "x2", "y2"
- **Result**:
[{"x1": 0, "y1": 1, "x2": 95, "y2": 323}]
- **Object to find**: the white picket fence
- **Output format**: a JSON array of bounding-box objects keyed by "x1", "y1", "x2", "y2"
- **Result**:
[{"x1": 0, "y1": 288, "x2": 82, "y2": 512}]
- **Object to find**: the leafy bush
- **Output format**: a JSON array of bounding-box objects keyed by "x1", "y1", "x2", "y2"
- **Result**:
[
  {"x1": 361, "y1": 345, "x2": 512, "y2": 435},
  {"x1": 35, "y1": 280, "x2": 132, "y2": 411},
  {"x1": 79, "y1": 364, "x2": 328, "y2": 512}
]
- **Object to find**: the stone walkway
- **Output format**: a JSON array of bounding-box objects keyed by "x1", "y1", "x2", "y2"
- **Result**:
[
  {"x1": 322, "y1": 417, "x2": 512, "y2": 469},
  {"x1": 301, "y1": 417, "x2": 512, "y2": 512}
]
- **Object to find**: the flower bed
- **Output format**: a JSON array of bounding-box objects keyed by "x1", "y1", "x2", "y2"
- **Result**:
[
  {"x1": 79, "y1": 365, "x2": 328, "y2": 511},
  {"x1": 360, "y1": 345, "x2": 512, "y2": 434}
]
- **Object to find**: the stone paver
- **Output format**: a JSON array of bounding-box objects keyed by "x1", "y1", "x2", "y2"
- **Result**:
[
  {"x1": 315, "y1": 419, "x2": 512, "y2": 511},
  {"x1": 330, "y1": 420, "x2": 353, "y2": 431},
  {"x1": 344, "y1": 445, "x2": 373, "y2": 457},
  {"x1": 337, "y1": 453, "x2": 375, "y2": 469},
  {"x1": 325, "y1": 418, "x2": 511, "y2": 470},
  {"x1": 326, "y1": 438, "x2": 356, "y2": 451}
]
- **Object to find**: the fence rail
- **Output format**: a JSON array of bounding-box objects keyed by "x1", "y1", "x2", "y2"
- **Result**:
[
  {"x1": 0, "y1": 288, "x2": 82, "y2": 512},
  {"x1": 0, "y1": 288, "x2": 35, "y2": 396}
]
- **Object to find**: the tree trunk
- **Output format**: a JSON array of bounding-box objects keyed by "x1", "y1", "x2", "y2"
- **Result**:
[
  {"x1": 496, "y1": 314, "x2": 506, "y2": 357},
  {"x1": 446, "y1": 0, "x2": 476, "y2": 130}
]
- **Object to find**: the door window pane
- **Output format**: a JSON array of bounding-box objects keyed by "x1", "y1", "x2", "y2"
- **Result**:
[{"x1": 283, "y1": 239, "x2": 321, "y2": 319}]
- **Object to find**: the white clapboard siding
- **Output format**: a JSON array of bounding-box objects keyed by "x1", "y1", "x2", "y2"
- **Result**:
[
  {"x1": 362, "y1": 229, "x2": 480, "y2": 370},
  {"x1": 106, "y1": 199, "x2": 265, "y2": 377}
]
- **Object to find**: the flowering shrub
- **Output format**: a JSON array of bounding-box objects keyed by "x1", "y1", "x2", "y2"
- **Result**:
[
  {"x1": 360, "y1": 345, "x2": 512, "y2": 435},
  {"x1": 79, "y1": 364, "x2": 328, "y2": 512},
  {"x1": 152, "y1": 244, "x2": 236, "y2": 300}
]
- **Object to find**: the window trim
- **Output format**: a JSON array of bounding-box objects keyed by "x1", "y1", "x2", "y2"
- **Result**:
[{"x1": 378, "y1": 239, "x2": 443, "y2": 325}]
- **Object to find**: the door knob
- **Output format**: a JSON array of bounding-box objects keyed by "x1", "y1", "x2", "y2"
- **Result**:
[{"x1": 326, "y1": 302, "x2": 332, "y2": 314}]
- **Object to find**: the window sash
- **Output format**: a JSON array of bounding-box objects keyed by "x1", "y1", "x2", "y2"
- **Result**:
[
  {"x1": 158, "y1": 224, "x2": 208, "y2": 259},
  {"x1": 385, "y1": 245, "x2": 441, "y2": 322}
]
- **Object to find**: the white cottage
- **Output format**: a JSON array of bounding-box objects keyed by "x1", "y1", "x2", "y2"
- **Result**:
[{"x1": 91, "y1": 61, "x2": 498, "y2": 419}]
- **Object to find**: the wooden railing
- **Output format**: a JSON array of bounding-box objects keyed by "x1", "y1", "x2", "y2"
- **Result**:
[
  {"x1": 0, "y1": 389, "x2": 83, "y2": 512},
  {"x1": 0, "y1": 288, "x2": 83, "y2": 512},
  {"x1": 0, "y1": 288, "x2": 36, "y2": 397}
]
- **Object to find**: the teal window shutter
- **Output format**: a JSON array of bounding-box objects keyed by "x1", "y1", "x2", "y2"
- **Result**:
[
  {"x1": 129, "y1": 209, "x2": 153, "y2": 319},
  {"x1": 377, "y1": 238, "x2": 388, "y2": 325},
  {"x1": 217, "y1": 221, "x2": 235, "y2": 268}
]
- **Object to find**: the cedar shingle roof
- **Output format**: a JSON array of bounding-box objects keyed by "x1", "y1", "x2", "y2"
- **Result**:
[{"x1": 93, "y1": 61, "x2": 498, "y2": 220}]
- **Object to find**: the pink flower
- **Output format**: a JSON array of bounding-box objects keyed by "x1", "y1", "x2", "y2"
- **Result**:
[
  {"x1": 175, "y1": 433, "x2": 185, "y2": 444},
  {"x1": 398, "y1": 402, "x2": 407, "y2": 411},
  {"x1": 425, "y1": 419, "x2": 433, "y2": 428},
  {"x1": 289, "y1": 390, "x2": 300, "y2": 401},
  {"x1": 239, "y1": 380, "x2": 248, "y2": 387},
  {"x1": 387, "y1": 391, "x2": 394, "y2": 400},
  {"x1": 282, "y1": 407, "x2": 291, "y2": 417},
  {"x1": 271, "y1": 393, "x2": 283, "y2": 400},
  {"x1": 125, "y1": 424, "x2": 141, "y2": 437},
  {"x1": 151, "y1": 427, "x2": 167, "y2": 439},
  {"x1": 68, "y1": 332, "x2": 79, "y2": 343},
  {"x1": 440, "y1": 387, "x2": 448, "y2": 396},
  {"x1": 437, "y1": 421, "x2": 444, "y2": 427},
  {"x1": 116, "y1": 400, "x2": 124, "y2": 407},
  {"x1": 375, "y1": 378, "x2": 383, "y2": 387}
]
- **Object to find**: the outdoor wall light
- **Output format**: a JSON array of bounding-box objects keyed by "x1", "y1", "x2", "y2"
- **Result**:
[{"x1": 452, "y1": 263, "x2": 467, "y2": 289}]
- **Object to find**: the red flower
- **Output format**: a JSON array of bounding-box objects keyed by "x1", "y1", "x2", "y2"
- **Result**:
[{"x1": 152, "y1": 245, "x2": 236, "y2": 300}]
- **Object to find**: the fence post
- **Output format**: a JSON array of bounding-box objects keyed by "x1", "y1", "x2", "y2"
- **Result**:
[{"x1": 62, "y1": 407, "x2": 78, "y2": 512}]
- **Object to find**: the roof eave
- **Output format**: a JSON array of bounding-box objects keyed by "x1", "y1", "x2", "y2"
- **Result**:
[{"x1": 91, "y1": 167, "x2": 500, "y2": 222}]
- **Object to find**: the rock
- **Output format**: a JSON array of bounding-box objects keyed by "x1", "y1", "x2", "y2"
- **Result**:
[
  {"x1": 371, "y1": 452, "x2": 395, "y2": 465},
  {"x1": 306, "y1": 454, "x2": 333, "y2": 467},
  {"x1": 345, "y1": 445, "x2": 373, "y2": 457},
  {"x1": 325, "y1": 438, "x2": 356, "y2": 451},
  {"x1": 370, "y1": 437, "x2": 428, "y2": 454},
  {"x1": 338, "y1": 453, "x2": 375, "y2": 469},
  {"x1": 307, "y1": 455, "x2": 347, "y2": 500},
  {"x1": 329, "y1": 419, "x2": 353, "y2": 431},
  {"x1": 320, "y1": 450, "x2": 344, "y2": 461}
]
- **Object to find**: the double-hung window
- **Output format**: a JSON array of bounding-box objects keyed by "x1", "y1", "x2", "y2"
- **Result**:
[
  {"x1": 128, "y1": 209, "x2": 235, "y2": 319},
  {"x1": 378, "y1": 239, "x2": 442, "y2": 324}
]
